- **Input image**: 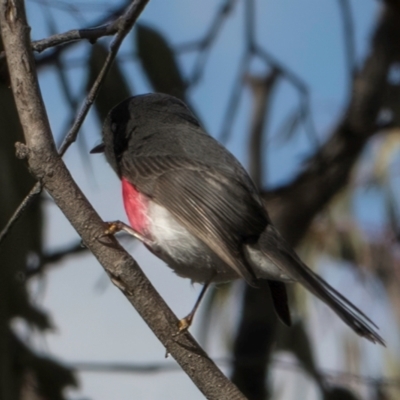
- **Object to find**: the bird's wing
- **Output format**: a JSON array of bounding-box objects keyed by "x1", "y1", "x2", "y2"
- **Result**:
[{"x1": 124, "y1": 156, "x2": 268, "y2": 285}]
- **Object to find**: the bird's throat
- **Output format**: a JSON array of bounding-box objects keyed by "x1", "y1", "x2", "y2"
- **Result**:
[{"x1": 122, "y1": 178, "x2": 149, "y2": 234}]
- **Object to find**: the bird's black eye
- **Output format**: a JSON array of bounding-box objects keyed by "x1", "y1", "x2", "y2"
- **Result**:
[{"x1": 111, "y1": 122, "x2": 118, "y2": 133}]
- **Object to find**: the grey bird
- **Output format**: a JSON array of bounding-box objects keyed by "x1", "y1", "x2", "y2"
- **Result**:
[{"x1": 91, "y1": 92, "x2": 384, "y2": 345}]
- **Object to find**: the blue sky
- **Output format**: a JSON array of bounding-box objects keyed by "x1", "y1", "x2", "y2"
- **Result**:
[{"x1": 18, "y1": 1, "x2": 398, "y2": 399}]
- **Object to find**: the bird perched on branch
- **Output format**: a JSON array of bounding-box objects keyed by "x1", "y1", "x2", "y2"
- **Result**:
[{"x1": 91, "y1": 92, "x2": 384, "y2": 345}]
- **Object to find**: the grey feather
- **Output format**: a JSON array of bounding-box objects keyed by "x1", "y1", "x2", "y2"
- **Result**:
[{"x1": 97, "y1": 93, "x2": 385, "y2": 345}]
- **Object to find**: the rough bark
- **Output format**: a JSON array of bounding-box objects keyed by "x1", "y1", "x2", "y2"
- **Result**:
[
  {"x1": 0, "y1": 0, "x2": 246, "y2": 399},
  {"x1": 232, "y1": 3, "x2": 400, "y2": 398}
]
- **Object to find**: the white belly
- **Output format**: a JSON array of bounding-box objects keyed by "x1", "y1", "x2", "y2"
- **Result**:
[
  {"x1": 145, "y1": 201, "x2": 293, "y2": 284},
  {"x1": 146, "y1": 201, "x2": 238, "y2": 283}
]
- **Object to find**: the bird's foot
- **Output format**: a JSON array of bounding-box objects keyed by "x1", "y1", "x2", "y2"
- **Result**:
[
  {"x1": 103, "y1": 221, "x2": 123, "y2": 236},
  {"x1": 101, "y1": 220, "x2": 148, "y2": 243},
  {"x1": 174, "y1": 314, "x2": 194, "y2": 336}
]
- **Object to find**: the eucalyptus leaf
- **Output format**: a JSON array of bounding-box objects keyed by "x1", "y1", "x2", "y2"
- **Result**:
[
  {"x1": 136, "y1": 24, "x2": 187, "y2": 100},
  {"x1": 87, "y1": 43, "x2": 132, "y2": 124}
]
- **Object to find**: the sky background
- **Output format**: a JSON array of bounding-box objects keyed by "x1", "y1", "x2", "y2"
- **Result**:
[{"x1": 14, "y1": 1, "x2": 400, "y2": 399}]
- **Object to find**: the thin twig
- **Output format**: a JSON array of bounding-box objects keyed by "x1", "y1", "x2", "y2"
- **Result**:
[
  {"x1": 26, "y1": 240, "x2": 86, "y2": 278},
  {"x1": 27, "y1": 232, "x2": 137, "y2": 279},
  {"x1": 244, "y1": 0, "x2": 256, "y2": 49},
  {"x1": 254, "y1": 45, "x2": 307, "y2": 94},
  {"x1": 0, "y1": 3, "x2": 123, "y2": 61},
  {"x1": 58, "y1": 1, "x2": 146, "y2": 155},
  {"x1": 32, "y1": 1, "x2": 132, "y2": 69},
  {"x1": 0, "y1": 181, "x2": 42, "y2": 247},
  {"x1": 31, "y1": 24, "x2": 115, "y2": 53},
  {"x1": 337, "y1": 0, "x2": 357, "y2": 83},
  {"x1": 219, "y1": 53, "x2": 251, "y2": 143},
  {"x1": 0, "y1": 1, "x2": 247, "y2": 398},
  {"x1": 246, "y1": 0, "x2": 319, "y2": 149},
  {"x1": 0, "y1": 0, "x2": 137, "y2": 250},
  {"x1": 44, "y1": 7, "x2": 79, "y2": 110},
  {"x1": 219, "y1": 0, "x2": 318, "y2": 149},
  {"x1": 218, "y1": 0, "x2": 254, "y2": 143},
  {"x1": 254, "y1": 46, "x2": 320, "y2": 149},
  {"x1": 246, "y1": 70, "x2": 280, "y2": 188},
  {"x1": 189, "y1": 0, "x2": 237, "y2": 85},
  {"x1": 69, "y1": 357, "x2": 400, "y2": 389},
  {"x1": 50, "y1": 19, "x2": 95, "y2": 176}
]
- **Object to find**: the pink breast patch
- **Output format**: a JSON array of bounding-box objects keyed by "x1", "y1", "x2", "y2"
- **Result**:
[{"x1": 122, "y1": 178, "x2": 149, "y2": 234}]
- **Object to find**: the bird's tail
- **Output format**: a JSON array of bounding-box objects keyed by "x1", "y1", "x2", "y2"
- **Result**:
[{"x1": 258, "y1": 225, "x2": 385, "y2": 345}]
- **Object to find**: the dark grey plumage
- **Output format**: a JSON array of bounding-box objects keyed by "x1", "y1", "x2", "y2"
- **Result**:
[{"x1": 96, "y1": 93, "x2": 384, "y2": 345}]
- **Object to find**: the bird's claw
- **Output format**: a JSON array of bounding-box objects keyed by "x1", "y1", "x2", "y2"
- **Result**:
[
  {"x1": 103, "y1": 221, "x2": 123, "y2": 236},
  {"x1": 173, "y1": 315, "x2": 193, "y2": 336},
  {"x1": 96, "y1": 221, "x2": 124, "y2": 245}
]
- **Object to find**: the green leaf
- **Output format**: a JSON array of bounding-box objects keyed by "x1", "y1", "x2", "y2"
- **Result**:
[
  {"x1": 136, "y1": 24, "x2": 187, "y2": 100},
  {"x1": 275, "y1": 106, "x2": 302, "y2": 144},
  {"x1": 87, "y1": 43, "x2": 132, "y2": 124}
]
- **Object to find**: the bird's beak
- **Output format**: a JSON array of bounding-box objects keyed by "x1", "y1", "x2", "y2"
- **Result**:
[{"x1": 90, "y1": 143, "x2": 105, "y2": 154}]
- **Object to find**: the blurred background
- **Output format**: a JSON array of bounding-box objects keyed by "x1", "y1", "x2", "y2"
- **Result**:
[{"x1": 1, "y1": 0, "x2": 400, "y2": 399}]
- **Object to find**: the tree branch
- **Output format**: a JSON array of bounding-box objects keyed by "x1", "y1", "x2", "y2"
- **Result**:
[
  {"x1": 264, "y1": 4, "x2": 400, "y2": 246},
  {"x1": 337, "y1": 0, "x2": 357, "y2": 82},
  {"x1": 32, "y1": 23, "x2": 118, "y2": 53},
  {"x1": 233, "y1": 3, "x2": 400, "y2": 397},
  {"x1": 0, "y1": 0, "x2": 147, "y2": 250},
  {"x1": 0, "y1": 1, "x2": 246, "y2": 399},
  {"x1": 246, "y1": 70, "x2": 280, "y2": 188},
  {"x1": 26, "y1": 240, "x2": 86, "y2": 279},
  {"x1": 0, "y1": 181, "x2": 42, "y2": 247},
  {"x1": 0, "y1": 1, "x2": 131, "y2": 63},
  {"x1": 69, "y1": 358, "x2": 400, "y2": 389},
  {"x1": 58, "y1": 0, "x2": 146, "y2": 154}
]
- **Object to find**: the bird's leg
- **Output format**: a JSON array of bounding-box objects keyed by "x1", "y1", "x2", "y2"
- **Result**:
[
  {"x1": 177, "y1": 276, "x2": 214, "y2": 334},
  {"x1": 102, "y1": 220, "x2": 151, "y2": 246}
]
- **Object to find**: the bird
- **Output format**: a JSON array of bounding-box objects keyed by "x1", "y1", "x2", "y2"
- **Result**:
[{"x1": 91, "y1": 92, "x2": 384, "y2": 345}]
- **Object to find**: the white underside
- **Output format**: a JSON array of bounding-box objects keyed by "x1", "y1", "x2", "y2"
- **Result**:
[{"x1": 146, "y1": 201, "x2": 293, "y2": 284}]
